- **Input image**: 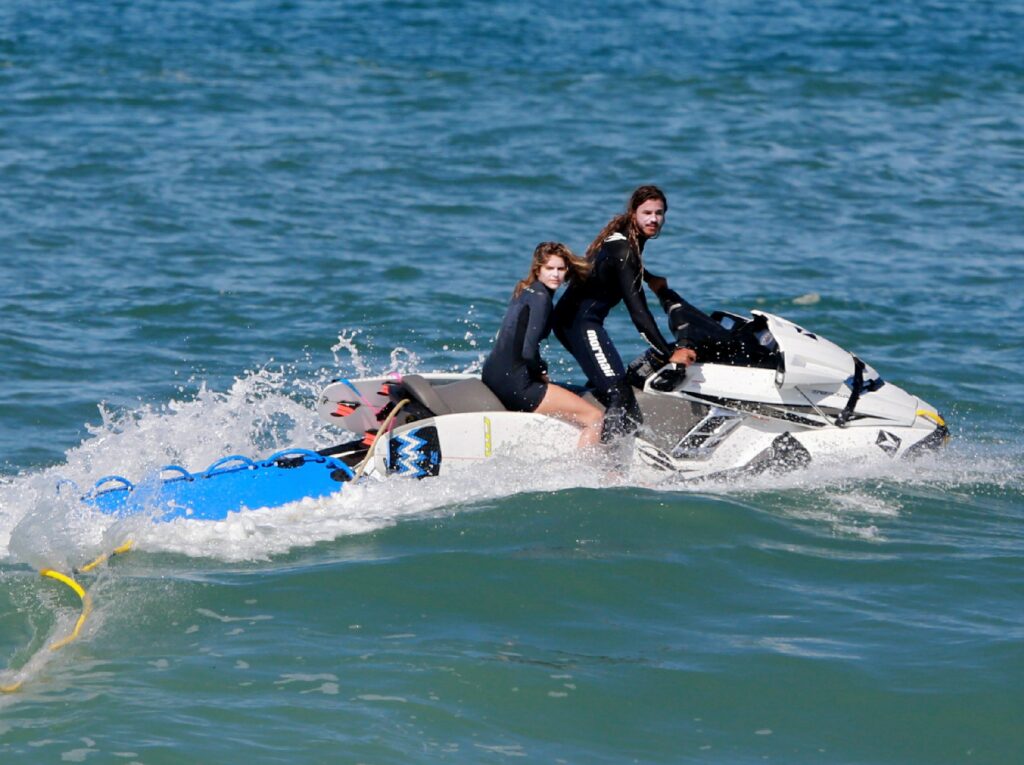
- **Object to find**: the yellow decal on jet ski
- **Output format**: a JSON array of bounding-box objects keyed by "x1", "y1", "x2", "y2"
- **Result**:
[
  {"x1": 916, "y1": 409, "x2": 946, "y2": 427},
  {"x1": 484, "y1": 416, "x2": 493, "y2": 457}
]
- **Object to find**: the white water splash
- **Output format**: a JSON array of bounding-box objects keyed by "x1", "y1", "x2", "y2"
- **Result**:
[
  {"x1": 0, "y1": 353, "x2": 602, "y2": 567},
  {"x1": 387, "y1": 346, "x2": 421, "y2": 375},
  {"x1": 0, "y1": 363, "x2": 343, "y2": 569},
  {"x1": 330, "y1": 329, "x2": 371, "y2": 378},
  {"x1": 644, "y1": 439, "x2": 1023, "y2": 540}
]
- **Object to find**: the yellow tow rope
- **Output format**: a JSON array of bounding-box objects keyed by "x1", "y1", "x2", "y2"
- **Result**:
[
  {"x1": 38, "y1": 569, "x2": 92, "y2": 651},
  {"x1": 1, "y1": 540, "x2": 133, "y2": 693},
  {"x1": 80, "y1": 540, "x2": 134, "y2": 573}
]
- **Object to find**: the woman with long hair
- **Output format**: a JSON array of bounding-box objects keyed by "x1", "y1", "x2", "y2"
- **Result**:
[
  {"x1": 552, "y1": 185, "x2": 694, "y2": 440},
  {"x1": 482, "y1": 242, "x2": 604, "y2": 449}
]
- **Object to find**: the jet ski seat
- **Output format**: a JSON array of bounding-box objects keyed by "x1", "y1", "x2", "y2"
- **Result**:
[{"x1": 398, "y1": 375, "x2": 506, "y2": 417}]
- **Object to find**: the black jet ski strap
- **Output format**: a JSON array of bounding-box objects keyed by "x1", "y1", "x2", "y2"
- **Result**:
[{"x1": 835, "y1": 357, "x2": 866, "y2": 428}]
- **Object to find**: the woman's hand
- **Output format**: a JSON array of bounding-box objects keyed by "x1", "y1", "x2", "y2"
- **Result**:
[{"x1": 669, "y1": 347, "x2": 697, "y2": 366}]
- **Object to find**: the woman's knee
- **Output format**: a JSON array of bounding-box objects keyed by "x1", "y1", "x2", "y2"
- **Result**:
[{"x1": 578, "y1": 400, "x2": 603, "y2": 429}]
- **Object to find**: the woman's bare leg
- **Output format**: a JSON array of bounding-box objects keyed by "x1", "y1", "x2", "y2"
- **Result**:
[{"x1": 535, "y1": 383, "x2": 604, "y2": 449}]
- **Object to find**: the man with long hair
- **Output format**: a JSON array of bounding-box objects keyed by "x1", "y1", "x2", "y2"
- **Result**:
[{"x1": 552, "y1": 186, "x2": 694, "y2": 441}]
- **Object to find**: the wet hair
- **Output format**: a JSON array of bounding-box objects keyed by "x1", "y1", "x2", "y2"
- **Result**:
[
  {"x1": 585, "y1": 185, "x2": 668, "y2": 261},
  {"x1": 512, "y1": 241, "x2": 591, "y2": 298}
]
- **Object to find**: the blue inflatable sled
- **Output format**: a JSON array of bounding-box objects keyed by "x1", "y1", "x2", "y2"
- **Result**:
[{"x1": 80, "y1": 449, "x2": 355, "y2": 521}]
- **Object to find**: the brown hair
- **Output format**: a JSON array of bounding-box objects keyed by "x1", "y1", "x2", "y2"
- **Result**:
[
  {"x1": 512, "y1": 241, "x2": 591, "y2": 298},
  {"x1": 585, "y1": 185, "x2": 669, "y2": 262}
]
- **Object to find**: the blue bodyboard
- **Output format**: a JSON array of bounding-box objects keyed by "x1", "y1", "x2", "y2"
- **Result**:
[{"x1": 81, "y1": 449, "x2": 355, "y2": 522}]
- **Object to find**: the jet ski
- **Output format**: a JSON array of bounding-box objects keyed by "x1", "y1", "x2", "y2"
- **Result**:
[
  {"x1": 315, "y1": 308, "x2": 948, "y2": 482},
  {"x1": 73, "y1": 305, "x2": 947, "y2": 522}
]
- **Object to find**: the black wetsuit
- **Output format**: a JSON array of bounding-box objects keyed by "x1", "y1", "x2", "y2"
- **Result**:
[
  {"x1": 552, "y1": 233, "x2": 676, "y2": 439},
  {"x1": 482, "y1": 281, "x2": 554, "y2": 412}
]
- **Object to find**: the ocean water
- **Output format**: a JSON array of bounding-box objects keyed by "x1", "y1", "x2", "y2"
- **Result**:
[{"x1": 1, "y1": 0, "x2": 1022, "y2": 762}]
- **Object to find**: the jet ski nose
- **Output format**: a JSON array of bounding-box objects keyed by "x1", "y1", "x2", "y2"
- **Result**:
[{"x1": 911, "y1": 406, "x2": 951, "y2": 452}]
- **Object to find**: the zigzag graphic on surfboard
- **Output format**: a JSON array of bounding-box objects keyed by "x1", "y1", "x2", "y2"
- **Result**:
[{"x1": 387, "y1": 426, "x2": 441, "y2": 478}]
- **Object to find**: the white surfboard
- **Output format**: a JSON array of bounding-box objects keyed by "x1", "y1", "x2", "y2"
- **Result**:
[{"x1": 368, "y1": 411, "x2": 580, "y2": 479}]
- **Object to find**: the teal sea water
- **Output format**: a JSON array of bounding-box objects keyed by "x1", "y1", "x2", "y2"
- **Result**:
[{"x1": 2, "y1": 1, "x2": 1022, "y2": 762}]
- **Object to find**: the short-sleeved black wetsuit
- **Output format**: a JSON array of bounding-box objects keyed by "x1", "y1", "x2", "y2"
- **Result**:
[
  {"x1": 482, "y1": 281, "x2": 555, "y2": 412},
  {"x1": 552, "y1": 233, "x2": 676, "y2": 439}
]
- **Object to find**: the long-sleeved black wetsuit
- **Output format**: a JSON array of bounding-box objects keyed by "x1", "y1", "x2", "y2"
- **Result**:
[
  {"x1": 482, "y1": 281, "x2": 554, "y2": 412},
  {"x1": 552, "y1": 233, "x2": 676, "y2": 439}
]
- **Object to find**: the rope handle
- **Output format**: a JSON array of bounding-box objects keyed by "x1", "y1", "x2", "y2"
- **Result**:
[
  {"x1": 90, "y1": 475, "x2": 134, "y2": 494},
  {"x1": 353, "y1": 399, "x2": 410, "y2": 480},
  {"x1": 202, "y1": 455, "x2": 256, "y2": 477},
  {"x1": 157, "y1": 465, "x2": 194, "y2": 481}
]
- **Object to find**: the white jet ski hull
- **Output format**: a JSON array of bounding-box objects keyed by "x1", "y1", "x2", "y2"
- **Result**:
[{"x1": 317, "y1": 360, "x2": 946, "y2": 484}]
